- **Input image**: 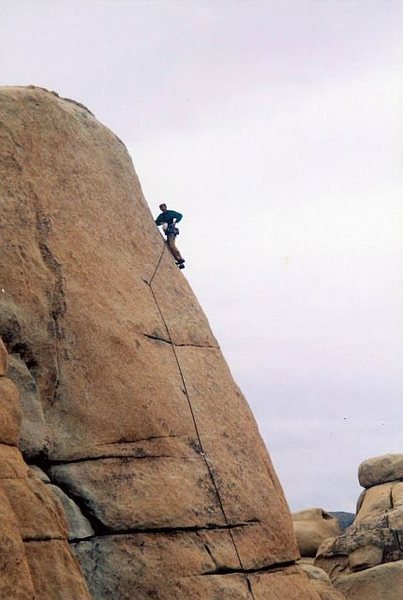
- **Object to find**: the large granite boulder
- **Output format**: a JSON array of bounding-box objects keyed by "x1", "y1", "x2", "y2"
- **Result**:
[{"x1": 0, "y1": 86, "x2": 320, "y2": 598}]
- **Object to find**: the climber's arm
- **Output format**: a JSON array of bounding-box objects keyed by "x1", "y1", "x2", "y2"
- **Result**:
[{"x1": 171, "y1": 211, "x2": 182, "y2": 223}]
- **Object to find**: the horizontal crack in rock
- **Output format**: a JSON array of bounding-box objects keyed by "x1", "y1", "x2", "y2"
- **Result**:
[
  {"x1": 32, "y1": 434, "x2": 206, "y2": 466},
  {"x1": 201, "y1": 559, "x2": 296, "y2": 577},
  {"x1": 43, "y1": 433, "x2": 199, "y2": 462},
  {"x1": 48, "y1": 454, "x2": 192, "y2": 466},
  {"x1": 71, "y1": 520, "x2": 261, "y2": 541},
  {"x1": 141, "y1": 332, "x2": 219, "y2": 350},
  {"x1": 24, "y1": 535, "x2": 65, "y2": 543},
  {"x1": 110, "y1": 433, "x2": 194, "y2": 444}
]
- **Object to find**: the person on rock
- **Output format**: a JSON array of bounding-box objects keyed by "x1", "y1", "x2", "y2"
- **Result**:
[{"x1": 155, "y1": 203, "x2": 185, "y2": 267}]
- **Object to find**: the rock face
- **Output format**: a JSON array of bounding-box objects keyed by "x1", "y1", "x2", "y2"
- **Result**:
[
  {"x1": 0, "y1": 338, "x2": 91, "y2": 599},
  {"x1": 0, "y1": 86, "x2": 320, "y2": 598},
  {"x1": 315, "y1": 454, "x2": 403, "y2": 599}
]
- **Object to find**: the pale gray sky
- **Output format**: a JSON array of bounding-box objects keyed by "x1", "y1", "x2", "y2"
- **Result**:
[{"x1": 2, "y1": 0, "x2": 403, "y2": 512}]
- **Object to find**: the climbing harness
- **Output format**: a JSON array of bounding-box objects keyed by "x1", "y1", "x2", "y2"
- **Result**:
[{"x1": 162, "y1": 222, "x2": 179, "y2": 236}]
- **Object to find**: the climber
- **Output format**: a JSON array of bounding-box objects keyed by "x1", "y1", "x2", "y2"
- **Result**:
[{"x1": 155, "y1": 203, "x2": 185, "y2": 268}]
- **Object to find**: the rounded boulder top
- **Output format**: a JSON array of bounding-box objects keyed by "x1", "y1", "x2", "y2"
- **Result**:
[{"x1": 359, "y1": 454, "x2": 403, "y2": 489}]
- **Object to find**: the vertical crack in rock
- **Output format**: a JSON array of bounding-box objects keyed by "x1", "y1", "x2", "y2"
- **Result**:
[
  {"x1": 386, "y1": 482, "x2": 402, "y2": 557},
  {"x1": 390, "y1": 483, "x2": 396, "y2": 509},
  {"x1": 145, "y1": 251, "x2": 257, "y2": 599},
  {"x1": 34, "y1": 200, "x2": 67, "y2": 405}
]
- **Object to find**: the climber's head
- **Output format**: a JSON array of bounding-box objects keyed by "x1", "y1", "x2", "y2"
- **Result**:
[{"x1": 159, "y1": 203, "x2": 167, "y2": 212}]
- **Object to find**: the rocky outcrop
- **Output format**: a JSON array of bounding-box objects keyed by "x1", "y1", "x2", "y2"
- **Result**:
[
  {"x1": 0, "y1": 86, "x2": 320, "y2": 598},
  {"x1": 334, "y1": 560, "x2": 403, "y2": 599},
  {"x1": 0, "y1": 338, "x2": 90, "y2": 599},
  {"x1": 315, "y1": 454, "x2": 403, "y2": 599}
]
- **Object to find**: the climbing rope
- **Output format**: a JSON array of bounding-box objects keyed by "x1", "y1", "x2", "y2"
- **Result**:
[
  {"x1": 149, "y1": 241, "x2": 166, "y2": 285},
  {"x1": 146, "y1": 250, "x2": 256, "y2": 598}
]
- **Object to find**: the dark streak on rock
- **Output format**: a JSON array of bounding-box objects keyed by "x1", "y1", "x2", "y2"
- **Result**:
[
  {"x1": 34, "y1": 205, "x2": 67, "y2": 404},
  {"x1": 203, "y1": 542, "x2": 219, "y2": 569}
]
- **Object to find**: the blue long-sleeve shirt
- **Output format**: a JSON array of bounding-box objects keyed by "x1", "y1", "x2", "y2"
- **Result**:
[{"x1": 155, "y1": 210, "x2": 183, "y2": 227}]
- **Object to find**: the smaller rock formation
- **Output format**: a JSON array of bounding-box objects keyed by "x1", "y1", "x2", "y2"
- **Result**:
[
  {"x1": 293, "y1": 508, "x2": 340, "y2": 557},
  {"x1": 0, "y1": 338, "x2": 90, "y2": 599},
  {"x1": 315, "y1": 454, "x2": 403, "y2": 599},
  {"x1": 298, "y1": 562, "x2": 346, "y2": 600},
  {"x1": 293, "y1": 509, "x2": 345, "y2": 599}
]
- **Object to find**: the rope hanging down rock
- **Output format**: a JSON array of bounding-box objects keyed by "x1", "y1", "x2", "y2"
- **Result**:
[{"x1": 145, "y1": 247, "x2": 256, "y2": 598}]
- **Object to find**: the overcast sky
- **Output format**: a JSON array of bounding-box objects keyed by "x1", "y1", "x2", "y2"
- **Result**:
[{"x1": 2, "y1": 0, "x2": 403, "y2": 512}]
